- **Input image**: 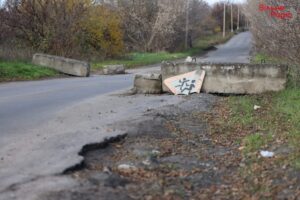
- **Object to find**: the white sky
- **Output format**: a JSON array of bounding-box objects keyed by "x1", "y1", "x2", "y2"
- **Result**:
[
  {"x1": 206, "y1": 0, "x2": 246, "y2": 5},
  {"x1": 0, "y1": 0, "x2": 245, "y2": 7}
]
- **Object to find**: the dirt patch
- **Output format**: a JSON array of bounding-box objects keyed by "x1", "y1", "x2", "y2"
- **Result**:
[{"x1": 42, "y1": 94, "x2": 299, "y2": 200}]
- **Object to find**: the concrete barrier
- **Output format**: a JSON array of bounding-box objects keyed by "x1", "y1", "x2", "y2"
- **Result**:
[
  {"x1": 102, "y1": 65, "x2": 125, "y2": 75},
  {"x1": 32, "y1": 54, "x2": 90, "y2": 77},
  {"x1": 134, "y1": 74, "x2": 162, "y2": 94},
  {"x1": 161, "y1": 62, "x2": 288, "y2": 94}
]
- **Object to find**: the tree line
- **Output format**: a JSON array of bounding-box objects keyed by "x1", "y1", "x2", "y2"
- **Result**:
[{"x1": 0, "y1": 0, "x2": 245, "y2": 60}]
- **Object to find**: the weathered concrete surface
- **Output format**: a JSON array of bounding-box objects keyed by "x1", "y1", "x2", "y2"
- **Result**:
[
  {"x1": 161, "y1": 62, "x2": 288, "y2": 94},
  {"x1": 133, "y1": 74, "x2": 162, "y2": 94},
  {"x1": 102, "y1": 65, "x2": 126, "y2": 75},
  {"x1": 32, "y1": 54, "x2": 90, "y2": 77}
]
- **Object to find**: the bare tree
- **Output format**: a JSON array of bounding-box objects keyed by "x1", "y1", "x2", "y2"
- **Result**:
[
  {"x1": 244, "y1": 0, "x2": 300, "y2": 86},
  {"x1": 120, "y1": 0, "x2": 211, "y2": 52},
  {"x1": 3, "y1": 0, "x2": 88, "y2": 57}
]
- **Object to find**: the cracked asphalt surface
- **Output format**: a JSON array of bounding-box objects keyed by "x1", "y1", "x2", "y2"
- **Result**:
[{"x1": 0, "y1": 32, "x2": 252, "y2": 200}]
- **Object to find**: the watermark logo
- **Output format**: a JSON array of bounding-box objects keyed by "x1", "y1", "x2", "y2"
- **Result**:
[{"x1": 259, "y1": 3, "x2": 299, "y2": 22}]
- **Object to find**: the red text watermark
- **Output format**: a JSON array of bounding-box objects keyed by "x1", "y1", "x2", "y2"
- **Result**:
[{"x1": 259, "y1": 4, "x2": 294, "y2": 20}]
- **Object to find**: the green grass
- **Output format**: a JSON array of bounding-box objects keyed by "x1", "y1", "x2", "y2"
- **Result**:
[
  {"x1": 243, "y1": 133, "x2": 265, "y2": 153},
  {"x1": 0, "y1": 33, "x2": 235, "y2": 81},
  {"x1": 226, "y1": 50, "x2": 300, "y2": 170},
  {"x1": 228, "y1": 96, "x2": 259, "y2": 126},
  {"x1": 274, "y1": 89, "x2": 300, "y2": 149},
  {"x1": 0, "y1": 61, "x2": 60, "y2": 82},
  {"x1": 93, "y1": 52, "x2": 188, "y2": 70},
  {"x1": 295, "y1": 159, "x2": 300, "y2": 169},
  {"x1": 228, "y1": 88, "x2": 300, "y2": 167},
  {"x1": 92, "y1": 33, "x2": 234, "y2": 71},
  {"x1": 252, "y1": 53, "x2": 282, "y2": 64}
]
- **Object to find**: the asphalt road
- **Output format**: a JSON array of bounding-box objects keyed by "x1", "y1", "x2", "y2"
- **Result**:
[
  {"x1": 0, "y1": 31, "x2": 252, "y2": 199},
  {"x1": 0, "y1": 32, "x2": 252, "y2": 137},
  {"x1": 0, "y1": 75, "x2": 134, "y2": 136},
  {"x1": 201, "y1": 31, "x2": 252, "y2": 63}
]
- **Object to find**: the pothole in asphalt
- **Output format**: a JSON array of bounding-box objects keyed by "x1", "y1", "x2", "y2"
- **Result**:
[{"x1": 43, "y1": 95, "x2": 239, "y2": 200}]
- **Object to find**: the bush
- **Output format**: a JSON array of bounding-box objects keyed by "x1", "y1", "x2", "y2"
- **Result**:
[{"x1": 1, "y1": 0, "x2": 124, "y2": 60}]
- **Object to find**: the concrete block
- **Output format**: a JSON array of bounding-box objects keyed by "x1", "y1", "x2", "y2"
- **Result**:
[
  {"x1": 134, "y1": 74, "x2": 162, "y2": 94},
  {"x1": 32, "y1": 54, "x2": 90, "y2": 77},
  {"x1": 102, "y1": 65, "x2": 125, "y2": 75},
  {"x1": 161, "y1": 62, "x2": 288, "y2": 94}
]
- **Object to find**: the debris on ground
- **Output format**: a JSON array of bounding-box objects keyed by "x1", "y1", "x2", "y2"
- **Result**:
[
  {"x1": 254, "y1": 105, "x2": 261, "y2": 110},
  {"x1": 260, "y1": 150, "x2": 275, "y2": 158},
  {"x1": 118, "y1": 164, "x2": 137, "y2": 171},
  {"x1": 101, "y1": 65, "x2": 126, "y2": 75},
  {"x1": 43, "y1": 94, "x2": 300, "y2": 200},
  {"x1": 185, "y1": 56, "x2": 193, "y2": 63}
]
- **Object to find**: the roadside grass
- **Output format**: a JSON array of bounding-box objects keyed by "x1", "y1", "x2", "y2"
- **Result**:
[
  {"x1": 200, "y1": 82, "x2": 300, "y2": 197},
  {"x1": 206, "y1": 88, "x2": 300, "y2": 196},
  {"x1": 93, "y1": 52, "x2": 187, "y2": 70},
  {"x1": 243, "y1": 133, "x2": 265, "y2": 154},
  {"x1": 231, "y1": 53, "x2": 300, "y2": 172},
  {"x1": 0, "y1": 60, "x2": 60, "y2": 82},
  {"x1": 92, "y1": 33, "x2": 234, "y2": 71},
  {"x1": 252, "y1": 53, "x2": 282, "y2": 64},
  {"x1": 0, "y1": 32, "x2": 235, "y2": 81},
  {"x1": 275, "y1": 89, "x2": 300, "y2": 156},
  {"x1": 227, "y1": 88, "x2": 300, "y2": 168}
]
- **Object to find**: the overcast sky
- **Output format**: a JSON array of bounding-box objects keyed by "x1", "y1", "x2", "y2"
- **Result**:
[
  {"x1": 0, "y1": 0, "x2": 245, "y2": 7},
  {"x1": 206, "y1": 0, "x2": 245, "y2": 5}
]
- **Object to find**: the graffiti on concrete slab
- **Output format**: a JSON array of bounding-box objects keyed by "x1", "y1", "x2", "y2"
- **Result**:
[
  {"x1": 174, "y1": 78, "x2": 196, "y2": 95},
  {"x1": 164, "y1": 70, "x2": 206, "y2": 95}
]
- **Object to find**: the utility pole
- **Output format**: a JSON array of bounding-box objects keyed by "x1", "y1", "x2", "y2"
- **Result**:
[
  {"x1": 185, "y1": 0, "x2": 190, "y2": 49},
  {"x1": 231, "y1": 2, "x2": 233, "y2": 32},
  {"x1": 237, "y1": 4, "x2": 240, "y2": 30},
  {"x1": 223, "y1": 2, "x2": 226, "y2": 38}
]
